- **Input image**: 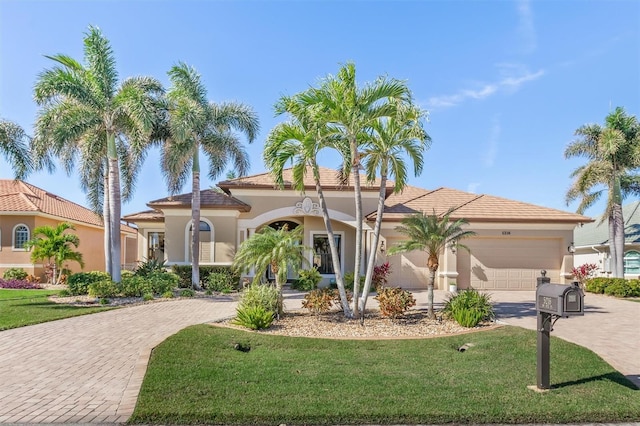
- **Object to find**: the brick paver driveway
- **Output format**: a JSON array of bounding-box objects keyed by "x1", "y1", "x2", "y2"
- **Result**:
[{"x1": 0, "y1": 297, "x2": 236, "y2": 424}]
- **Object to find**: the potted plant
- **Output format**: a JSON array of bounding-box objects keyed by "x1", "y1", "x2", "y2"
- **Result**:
[{"x1": 448, "y1": 281, "x2": 458, "y2": 293}]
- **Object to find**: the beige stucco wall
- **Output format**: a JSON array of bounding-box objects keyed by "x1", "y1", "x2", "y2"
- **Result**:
[{"x1": 0, "y1": 214, "x2": 136, "y2": 281}]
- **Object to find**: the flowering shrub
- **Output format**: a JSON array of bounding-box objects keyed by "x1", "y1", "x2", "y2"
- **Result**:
[
  {"x1": 302, "y1": 288, "x2": 335, "y2": 315},
  {"x1": 0, "y1": 279, "x2": 42, "y2": 289},
  {"x1": 572, "y1": 263, "x2": 598, "y2": 285}
]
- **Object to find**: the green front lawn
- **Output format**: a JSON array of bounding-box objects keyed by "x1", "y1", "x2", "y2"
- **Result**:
[
  {"x1": 0, "y1": 289, "x2": 113, "y2": 330},
  {"x1": 131, "y1": 325, "x2": 640, "y2": 425}
]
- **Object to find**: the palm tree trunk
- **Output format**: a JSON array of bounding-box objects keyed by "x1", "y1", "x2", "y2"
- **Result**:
[
  {"x1": 313, "y1": 165, "x2": 352, "y2": 317},
  {"x1": 427, "y1": 268, "x2": 436, "y2": 319},
  {"x1": 103, "y1": 172, "x2": 112, "y2": 276},
  {"x1": 359, "y1": 173, "x2": 387, "y2": 318},
  {"x1": 273, "y1": 265, "x2": 284, "y2": 318},
  {"x1": 351, "y1": 142, "x2": 362, "y2": 318},
  {"x1": 612, "y1": 203, "x2": 625, "y2": 277},
  {"x1": 107, "y1": 133, "x2": 122, "y2": 283},
  {"x1": 191, "y1": 149, "x2": 202, "y2": 290}
]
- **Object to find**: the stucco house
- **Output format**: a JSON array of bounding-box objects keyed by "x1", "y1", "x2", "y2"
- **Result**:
[
  {"x1": 573, "y1": 201, "x2": 640, "y2": 279},
  {"x1": 0, "y1": 179, "x2": 137, "y2": 280},
  {"x1": 123, "y1": 167, "x2": 591, "y2": 291}
]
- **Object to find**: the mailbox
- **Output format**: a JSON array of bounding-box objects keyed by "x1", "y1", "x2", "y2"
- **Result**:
[{"x1": 536, "y1": 282, "x2": 584, "y2": 317}]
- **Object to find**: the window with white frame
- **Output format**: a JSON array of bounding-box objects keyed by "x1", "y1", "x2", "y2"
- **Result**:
[
  {"x1": 13, "y1": 224, "x2": 29, "y2": 250},
  {"x1": 623, "y1": 250, "x2": 640, "y2": 275}
]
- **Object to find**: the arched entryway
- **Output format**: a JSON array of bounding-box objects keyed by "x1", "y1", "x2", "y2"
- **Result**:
[{"x1": 264, "y1": 219, "x2": 302, "y2": 282}]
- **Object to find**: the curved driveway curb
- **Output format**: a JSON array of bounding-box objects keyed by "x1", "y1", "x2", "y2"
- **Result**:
[{"x1": 0, "y1": 297, "x2": 236, "y2": 424}]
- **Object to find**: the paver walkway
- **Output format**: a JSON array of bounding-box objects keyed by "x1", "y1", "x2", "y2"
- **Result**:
[{"x1": 0, "y1": 297, "x2": 236, "y2": 424}]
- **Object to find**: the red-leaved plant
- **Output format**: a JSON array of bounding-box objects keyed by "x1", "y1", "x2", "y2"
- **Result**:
[
  {"x1": 571, "y1": 263, "x2": 598, "y2": 285},
  {"x1": 372, "y1": 262, "x2": 392, "y2": 291}
]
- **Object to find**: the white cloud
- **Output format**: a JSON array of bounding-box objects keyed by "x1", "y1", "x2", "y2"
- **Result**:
[
  {"x1": 424, "y1": 67, "x2": 544, "y2": 110},
  {"x1": 484, "y1": 115, "x2": 501, "y2": 168},
  {"x1": 467, "y1": 182, "x2": 481, "y2": 194},
  {"x1": 517, "y1": 0, "x2": 537, "y2": 54}
]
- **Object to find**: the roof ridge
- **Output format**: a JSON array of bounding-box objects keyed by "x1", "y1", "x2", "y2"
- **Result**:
[
  {"x1": 18, "y1": 191, "x2": 40, "y2": 211},
  {"x1": 450, "y1": 192, "x2": 485, "y2": 213}
]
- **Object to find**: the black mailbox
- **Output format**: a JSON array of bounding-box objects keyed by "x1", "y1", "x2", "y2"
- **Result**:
[{"x1": 536, "y1": 282, "x2": 584, "y2": 317}]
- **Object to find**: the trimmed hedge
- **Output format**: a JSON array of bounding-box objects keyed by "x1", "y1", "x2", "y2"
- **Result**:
[
  {"x1": 171, "y1": 265, "x2": 240, "y2": 289},
  {"x1": 584, "y1": 277, "x2": 640, "y2": 298}
]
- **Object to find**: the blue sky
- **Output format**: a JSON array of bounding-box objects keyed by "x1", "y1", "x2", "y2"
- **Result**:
[{"x1": 1, "y1": 0, "x2": 638, "y2": 219}]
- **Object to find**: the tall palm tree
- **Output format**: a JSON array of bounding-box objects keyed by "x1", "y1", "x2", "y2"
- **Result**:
[
  {"x1": 233, "y1": 225, "x2": 309, "y2": 316},
  {"x1": 24, "y1": 222, "x2": 84, "y2": 285},
  {"x1": 0, "y1": 118, "x2": 31, "y2": 179},
  {"x1": 288, "y1": 63, "x2": 412, "y2": 317},
  {"x1": 358, "y1": 103, "x2": 431, "y2": 316},
  {"x1": 264, "y1": 106, "x2": 352, "y2": 315},
  {"x1": 565, "y1": 107, "x2": 640, "y2": 277},
  {"x1": 162, "y1": 62, "x2": 259, "y2": 290},
  {"x1": 388, "y1": 209, "x2": 476, "y2": 319},
  {"x1": 32, "y1": 26, "x2": 164, "y2": 282}
]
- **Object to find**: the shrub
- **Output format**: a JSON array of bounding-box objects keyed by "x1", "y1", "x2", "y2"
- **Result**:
[
  {"x1": 302, "y1": 288, "x2": 335, "y2": 315},
  {"x1": 571, "y1": 263, "x2": 598, "y2": 286},
  {"x1": 58, "y1": 289, "x2": 71, "y2": 296},
  {"x1": 3, "y1": 268, "x2": 28, "y2": 281},
  {"x1": 342, "y1": 272, "x2": 365, "y2": 292},
  {"x1": 206, "y1": 271, "x2": 237, "y2": 293},
  {"x1": 238, "y1": 283, "x2": 279, "y2": 313},
  {"x1": 180, "y1": 289, "x2": 195, "y2": 297},
  {"x1": 88, "y1": 279, "x2": 120, "y2": 298},
  {"x1": 331, "y1": 289, "x2": 353, "y2": 311},
  {"x1": 372, "y1": 262, "x2": 392, "y2": 290},
  {"x1": 232, "y1": 305, "x2": 275, "y2": 330},
  {"x1": 162, "y1": 291, "x2": 174, "y2": 298},
  {"x1": 0, "y1": 278, "x2": 41, "y2": 289},
  {"x1": 172, "y1": 265, "x2": 240, "y2": 288},
  {"x1": 603, "y1": 280, "x2": 640, "y2": 298},
  {"x1": 443, "y1": 288, "x2": 494, "y2": 327},
  {"x1": 99, "y1": 297, "x2": 111, "y2": 305},
  {"x1": 148, "y1": 271, "x2": 179, "y2": 295},
  {"x1": 143, "y1": 293, "x2": 155, "y2": 301},
  {"x1": 68, "y1": 271, "x2": 111, "y2": 295},
  {"x1": 375, "y1": 287, "x2": 416, "y2": 319},
  {"x1": 292, "y1": 268, "x2": 322, "y2": 291},
  {"x1": 134, "y1": 258, "x2": 167, "y2": 277},
  {"x1": 120, "y1": 275, "x2": 152, "y2": 297}
]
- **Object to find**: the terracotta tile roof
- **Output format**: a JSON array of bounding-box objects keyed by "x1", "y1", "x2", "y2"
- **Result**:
[
  {"x1": 147, "y1": 189, "x2": 251, "y2": 212},
  {"x1": 370, "y1": 187, "x2": 592, "y2": 224},
  {"x1": 219, "y1": 166, "x2": 393, "y2": 193},
  {"x1": 0, "y1": 179, "x2": 104, "y2": 227},
  {"x1": 122, "y1": 209, "x2": 164, "y2": 222}
]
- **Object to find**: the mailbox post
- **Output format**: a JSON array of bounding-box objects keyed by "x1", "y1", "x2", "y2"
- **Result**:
[{"x1": 535, "y1": 276, "x2": 584, "y2": 390}]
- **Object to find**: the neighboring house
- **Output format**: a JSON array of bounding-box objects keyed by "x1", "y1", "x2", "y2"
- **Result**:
[
  {"x1": 123, "y1": 167, "x2": 590, "y2": 291},
  {"x1": 573, "y1": 201, "x2": 640, "y2": 279},
  {"x1": 0, "y1": 179, "x2": 137, "y2": 280}
]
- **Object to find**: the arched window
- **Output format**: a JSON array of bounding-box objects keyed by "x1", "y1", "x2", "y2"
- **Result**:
[
  {"x1": 623, "y1": 250, "x2": 640, "y2": 275},
  {"x1": 185, "y1": 219, "x2": 214, "y2": 263},
  {"x1": 13, "y1": 224, "x2": 30, "y2": 250}
]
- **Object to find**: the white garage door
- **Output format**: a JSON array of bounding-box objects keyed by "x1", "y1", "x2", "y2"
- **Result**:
[{"x1": 457, "y1": 238, "x2": 562, "y2": 290}]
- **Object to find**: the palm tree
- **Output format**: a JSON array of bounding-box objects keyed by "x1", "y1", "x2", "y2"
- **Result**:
[
  {"x1": 0, "y1": 118, "x2": 31, "y2": 179},
  {"x1": 358, "y1": 103, "x2": 431, "y2": 316},
  {"x1": 286, "y1": 63, "x2": 412, "y2": 318},
  {"x1": 565, "y1": 107, "x2": 640, "y2": 277},
  {"x1": 232, "y1": 225, "x2": 309, "y2": 316},
  {"x1": 388, "y1": 209, "x2": 476, "y2": 319},
  {"x1": 24, "y1": 222, "x2": 84, "y2": 285},
  {"x1": 162, "y1": 62, "x2": 259, "y2": 290},
  {"x1": 32, "y1": 26, "x2": 164, "y2": 282},
  {"x1": 264, "y1": 107, "x2": 352, "y2": 315}
]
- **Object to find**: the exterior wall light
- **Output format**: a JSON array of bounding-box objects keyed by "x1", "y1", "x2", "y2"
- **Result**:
[{"x1": 568, "y1": 242, "x2": 576, "y2": 254}]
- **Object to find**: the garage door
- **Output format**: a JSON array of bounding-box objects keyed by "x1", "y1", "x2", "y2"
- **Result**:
[{"x1": 457, "y1": 238, "x2": 562, "y2": 290}]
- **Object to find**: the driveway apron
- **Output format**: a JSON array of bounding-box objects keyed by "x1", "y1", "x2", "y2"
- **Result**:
[
  {"x1": 426, "y1": 290, "x2": 640, "y2": 389},
  {"x1": 0, "y1": 297, "x2": 236, "y2": 424}
]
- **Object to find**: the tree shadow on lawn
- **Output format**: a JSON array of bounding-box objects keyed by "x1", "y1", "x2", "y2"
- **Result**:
[{"x1": 553, "y1": 372, "x2": 639, "y2": 391}]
